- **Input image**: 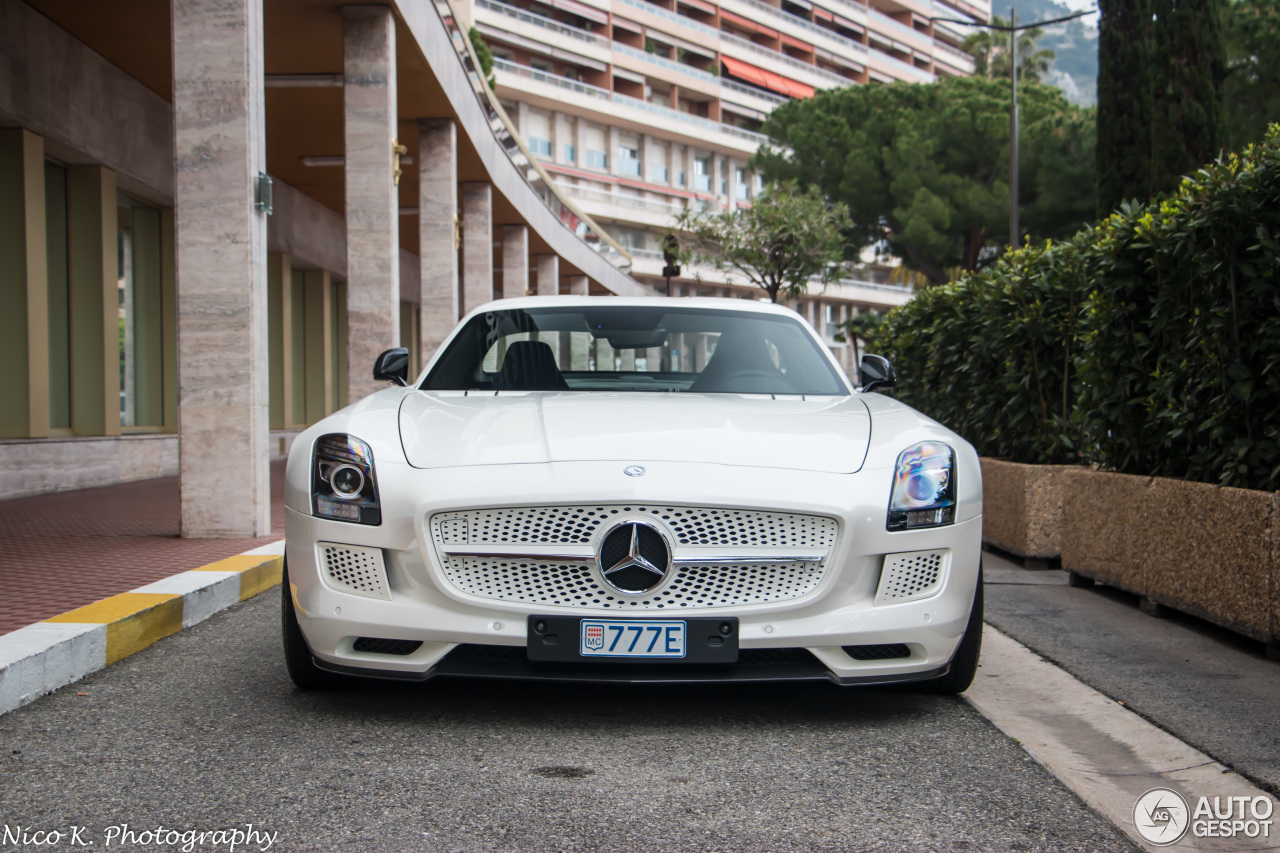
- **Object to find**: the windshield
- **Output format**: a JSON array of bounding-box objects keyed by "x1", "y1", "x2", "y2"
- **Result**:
[{"x1": 422, "y1": 306, "x2": 848, "y2": 395}]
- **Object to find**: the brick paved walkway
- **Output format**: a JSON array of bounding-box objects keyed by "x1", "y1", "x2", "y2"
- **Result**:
[{"x1": 0, "y1": 463, "x2": 286, "y2": 635}]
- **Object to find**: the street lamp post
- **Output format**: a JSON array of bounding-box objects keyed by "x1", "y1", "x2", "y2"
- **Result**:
[{"x1": 930, "y1": 6, "x2": 1093, "y2": 251}]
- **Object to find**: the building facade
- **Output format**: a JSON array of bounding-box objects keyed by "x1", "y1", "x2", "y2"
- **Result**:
[
  {"x1": 0, "y1": 0, "x2": 644, "y2": 526},
  {"x1": 468, "y1": 0, "x2": 989, "y2": 370}
]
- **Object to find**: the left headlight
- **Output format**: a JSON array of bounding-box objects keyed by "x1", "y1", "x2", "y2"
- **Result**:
[
  {"x1": 312, "y1": 433, "x2": 382, "y2": 525},
  {"x1": 887, "y1": 441, "x2": 956, "y2": 531}
]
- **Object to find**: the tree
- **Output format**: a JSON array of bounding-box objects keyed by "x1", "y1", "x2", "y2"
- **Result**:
[
  {"x1": 468, "y1": 27, "x2": 496, "y2": 90},
  {"x1": 1223, "y1": 0, "x2": 1280, "y2": 149},
  {"x1": 754, "y1": 77, "x2": 1095, "y2": 285},
  {"x1": 1096, "y1": 0, "x2": 1155, "y2": 215},
  {"x1": 671, "y1": 183, "x2": 852, "y2": 303},
  {"x1": 962, "y1": 17, "x2": 1057, "y2": 83},
  {"x1": 1150, "y1": 0, "x2": 1226, "y2": 194},
  {"x1": 834, "y1": 311, "x2": 886, "y2": 366}
]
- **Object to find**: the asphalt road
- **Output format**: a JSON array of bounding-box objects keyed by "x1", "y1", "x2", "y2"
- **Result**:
[
  {"x1": 983, "y1": 551, "x2": 1280, "y2": 796},
  {"x1": 0, "y1": 593, "x2": 1135, "y2": 853}
]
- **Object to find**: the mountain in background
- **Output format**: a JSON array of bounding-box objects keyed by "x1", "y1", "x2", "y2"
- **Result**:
[{"x1": 999, "y1": 0, "x2": 1099, "y2": 105}]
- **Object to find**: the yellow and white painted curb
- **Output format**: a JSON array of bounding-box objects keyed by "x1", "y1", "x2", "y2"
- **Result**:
[{"x1": 0, "y1": 541, "x2": 284, "y2": 716}]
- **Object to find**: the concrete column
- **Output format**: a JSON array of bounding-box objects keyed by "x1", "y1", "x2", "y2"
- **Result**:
[
  {"x1": 501, "y1": 224, "x2": 529, "y2": 300},
  {"x1": 460, "y1": 181, "x2": 493, "y2": 313},
  {"x1": 0, "y1": 129, "x2": 49, "y2": 439},
  {"x1": 567, "y1": 275, "x2": 589, "y2": 296},
  {"x1": 535, "y1": 254, "x2": 559, "y2": 296},
  {"x1": 343, "y1": 5, "x2": 400, "y2": 403},
  {"x1": 419, "y1": 118, "x2": 458, "y2": 367},
  {"x1": 172, "y1": 0, "x2": 269, "y2": 537}
]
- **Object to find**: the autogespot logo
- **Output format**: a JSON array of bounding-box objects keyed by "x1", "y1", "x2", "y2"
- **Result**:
[{"x1": 1134, "y1": 788, "x2": 1191, "y2": 846}]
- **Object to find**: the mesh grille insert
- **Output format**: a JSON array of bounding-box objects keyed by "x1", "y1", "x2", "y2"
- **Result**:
[
  {"x1": 433, "y1": 506, "x2": 837, "y2": 548},
  {"x1": 319, "y1": 543, "x2": 391, "y2": 600},
  {"x1": 874, "y1": 550, "x2": 948, "y2": 605},
  {"x1": 843, "y1": 643, "x2": 911, "y2": 660},
  {"x1": 431, "y1": 506, "x2": 837, "y2": 611},
  {"x1": 353, "y1": 637, "x2": 422, "y2": 656}
]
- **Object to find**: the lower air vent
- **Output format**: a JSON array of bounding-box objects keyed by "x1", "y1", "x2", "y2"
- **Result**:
[
  {"x1": 353, "y1": 637, "x2": 422, "y2": 656},
  {"x1": 319, "y1": 542, "x2": 391, "y2": 600},
  {"x1": 874, "y1": 550, "x2": 948, "y2": 605},
  {"x1": 843, "y1": 643, "x2": 911, "y2": 661},
  {"x1": 445, "y1": 644, "x2": 528, "y2": 664}
]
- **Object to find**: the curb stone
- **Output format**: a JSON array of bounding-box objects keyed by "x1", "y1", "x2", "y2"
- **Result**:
[{"x1": 0, "y1": 541, "x2": 284, "y2": 716}]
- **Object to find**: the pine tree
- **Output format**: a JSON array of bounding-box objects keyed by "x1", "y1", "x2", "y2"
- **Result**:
[
  {"x1": 1096, "y1": 0, "x2": 1155, "y2": 216},
  {"x1": 1150, "y1": 0, "x2": 1226, "y2": 194}
]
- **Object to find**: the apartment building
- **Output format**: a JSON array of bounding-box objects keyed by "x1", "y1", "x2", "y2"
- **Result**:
[{"x1": 466, "y1": 0, "x2": 988, "y2": 368}]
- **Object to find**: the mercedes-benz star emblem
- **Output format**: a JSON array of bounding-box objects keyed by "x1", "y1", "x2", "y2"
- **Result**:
[
  {"x1": 623, "y1": 465, "x2": 646, "y2": 477},
  {"x1": 598, "y1": 522, "x2": 669, "y2": 594}
]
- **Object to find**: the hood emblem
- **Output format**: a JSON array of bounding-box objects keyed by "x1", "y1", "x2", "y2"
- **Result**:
[
  {"x1": 598, "y1": 522, "x2": 670, "y2": 594},
  {"x1": 623, "y1": 465, "x2": 646, "y2": 477}
]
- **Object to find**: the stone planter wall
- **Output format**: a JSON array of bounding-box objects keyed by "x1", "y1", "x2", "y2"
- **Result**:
[
  {"x1": 1058, "y1": 468, "x2": 1279, "y2": 644},
  {"x1": 979, "y1": 459, "x2": 1072, "y2": 559}
]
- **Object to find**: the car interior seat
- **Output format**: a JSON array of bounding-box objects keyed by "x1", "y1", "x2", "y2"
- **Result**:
[{"x1": 495, "y1": 340, "x2": 570, "y2": 391}]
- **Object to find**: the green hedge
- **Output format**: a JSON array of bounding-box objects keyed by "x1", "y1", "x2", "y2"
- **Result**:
[{"x1": 877, "y1": 124, "x2": 1280, "y2": 491}]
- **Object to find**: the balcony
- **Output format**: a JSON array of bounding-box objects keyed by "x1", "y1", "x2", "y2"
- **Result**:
[
  {"x1": 720, "y1": 32, "x2": 858, "y2": 88},
  {"x1": 720, "y1": 124, "x2": 771, "y2": 144},
  {"x1": 866, "y1": 7, "x2": 934, "y2": 52},
  {"x1": 493, "y1": 57, "x2": 613, "y2": 99},
  {"x1": 614, "y1": 0, "x2": 720, "y2": 37},
  {"x1": 722, "y1": 0, "x2": 870, "y2": 58},
  {"x1": 613, "y1": 43, "x2": 721, "y2": 87},
  {"x1": 476, "y1": 0, "x2": 610, "y2": 46},
  {"x1": 866, "y1": 43, "x2": 935, "y2": 81},
  {"x1": 933, "y1": 39, "x2": 975, "y2": 72},
  {"x1": 721, "y1": 78, "x2": 788, "y2": 108}
]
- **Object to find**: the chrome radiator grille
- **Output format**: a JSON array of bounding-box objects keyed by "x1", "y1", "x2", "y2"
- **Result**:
[{"x1": 430, "y1": 505, "x2": 839, "y2": 610}]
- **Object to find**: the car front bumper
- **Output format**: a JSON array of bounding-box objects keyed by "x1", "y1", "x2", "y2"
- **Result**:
[{"x1": 285, "y1": 459, "x2": 983, "y2": 686}]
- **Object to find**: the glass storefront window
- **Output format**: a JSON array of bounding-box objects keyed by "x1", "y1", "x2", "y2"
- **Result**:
[{"x1": 117, "y1": 194, "x2": 165, "y2": 428}]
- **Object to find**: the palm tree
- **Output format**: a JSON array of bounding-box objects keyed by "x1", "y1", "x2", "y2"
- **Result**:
[{"x1": 962, "y1": 16, "x2": 1056, "y2": 83}]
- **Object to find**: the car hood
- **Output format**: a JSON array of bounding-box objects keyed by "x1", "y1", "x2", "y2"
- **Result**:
[{"x1": 398, "y1": 392, "x2": 871, "y2": 473}]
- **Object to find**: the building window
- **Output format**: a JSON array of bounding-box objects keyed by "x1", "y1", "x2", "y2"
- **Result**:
[
  {"x1": 693, "y1": 156, "x2": 711, "y2": 192},
  {"x1": 617, "y1": 146, "x2": 640, "y2": 177},
  {"x1": 563, "y1": 143, "x2": 576, "y2": 162},
  {"x1": 736, "y1": 167, "x2": 750, "y2": 200},
  {"x1": 528, "y1": 137, "x2": 552, "y2": 156},
  {"x1": 651, "y1": 165, "x2": 668, "y2": 183},
  {"x1": 117, "y1": 194, "x2": 165, "y2": 429},
  {"x1": 586, "y1": 149, "x2": 608, "y2": 170}
]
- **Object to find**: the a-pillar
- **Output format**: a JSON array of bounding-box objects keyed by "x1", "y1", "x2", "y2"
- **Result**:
[
  {"x1": 172, "y1": 0, "x2": 269, "y2": 537},
  {"x1": 501, "y1": 225, "x2": 529, "y2": 299},
  {"x1": 419, "y1": 118, "x2": 458, "y2": 369},
  {"x1": 343, "y1": 5, "x2": 400, "y2": 402},
  {"x1": 535, "y1": 254, "x2": 559, "y2": 296},
  {"x1": 567, "y1": 275, "x2": 588, "y2": 296},
  {"x1": 461, "y1": 181, "x2": 493, "y2": 313}
]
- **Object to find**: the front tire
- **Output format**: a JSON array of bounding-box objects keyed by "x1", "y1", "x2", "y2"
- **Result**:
[
  {"x1": 912, "y1": 564, "x2": 983, "y2": 695},
  {"x1": 282, "y1": 560, "x2": 348, "y2": 690}
]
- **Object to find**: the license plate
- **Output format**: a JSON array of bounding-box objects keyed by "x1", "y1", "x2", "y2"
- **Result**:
[{"x1": 580, "y1": 620, "x2": 686, "y2": 658}]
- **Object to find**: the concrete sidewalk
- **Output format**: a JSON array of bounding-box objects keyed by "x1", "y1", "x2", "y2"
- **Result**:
[
  {"x1": 983, "y1": 548, "x2": 1280, "y2": 797},
  {"x1": 0, "y1": 462, "x2": 286, "y2": 636}
]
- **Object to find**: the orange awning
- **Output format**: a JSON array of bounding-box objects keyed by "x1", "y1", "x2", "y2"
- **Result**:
[
  {"x1": 721, "y1": 55, "x2": 815, "y2": 99},
  {"x1": 781, "y1": 33, "x2": 813, "y2": 51}
]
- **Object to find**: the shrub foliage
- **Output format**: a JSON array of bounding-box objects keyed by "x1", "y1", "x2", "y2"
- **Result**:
[{"x1": 877, "y1": 125, "x2": 1280, "y2": 491}]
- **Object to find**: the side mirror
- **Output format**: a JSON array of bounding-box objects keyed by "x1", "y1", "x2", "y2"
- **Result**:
[
  {"x1": 373, "y1": 347, "x2": 411, "y2": 387},
  {"x1": 859, "y1": 354, "x2": 896, "y2": 393}
]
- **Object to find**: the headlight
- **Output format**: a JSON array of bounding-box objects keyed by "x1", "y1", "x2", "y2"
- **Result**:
[
  {"x1": 312, "y1": 434, "x2": 382, "y2": 525},
  {"x1": 887, "y1": 441, "x2": 956, "y2": 531}
]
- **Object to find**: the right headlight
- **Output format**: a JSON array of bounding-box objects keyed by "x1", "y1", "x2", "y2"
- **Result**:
[
  {"x1": 887, "y1": 441, "x2": 956, "y2": 531},
  {"x1": 312, "y1": 433, "x2": 382, "y2": 525}
]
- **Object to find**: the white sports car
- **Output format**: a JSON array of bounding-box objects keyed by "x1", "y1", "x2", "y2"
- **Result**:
[{"x1": 282, "y1": 297, "x2": 983, "y2": 693}]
